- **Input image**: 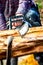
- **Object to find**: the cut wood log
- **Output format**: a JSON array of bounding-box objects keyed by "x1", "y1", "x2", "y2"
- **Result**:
[
  {"x1": 0, "y1": 26, "x2": 43, "y2": 36},
  {"x1": 0, "y1": 26, "x2": 43, "y2": 60}
]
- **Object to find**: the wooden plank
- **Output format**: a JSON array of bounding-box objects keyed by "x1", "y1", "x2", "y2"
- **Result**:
[
  {"x1": 0, "y1": 26, "x2": 43, "y2": 37},
  {"x1": 0, "y1": 45, "x2": 43, "y2": 60},
  {"x1": 0, "y1": 26, "x2": 43, "y2": 60}
]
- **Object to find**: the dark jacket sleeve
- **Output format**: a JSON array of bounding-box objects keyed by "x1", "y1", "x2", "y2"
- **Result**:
[{"x1": 16, "y1": 0, "x2": 35, "y2": 15}]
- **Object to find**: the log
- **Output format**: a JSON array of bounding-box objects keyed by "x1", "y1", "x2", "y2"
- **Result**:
[
  {"x1": 0, "y1": 26, "x2": 43, "y2": 37},
  {"x1": 0, "y1": 26, "x2": 43, "y2": 60}
]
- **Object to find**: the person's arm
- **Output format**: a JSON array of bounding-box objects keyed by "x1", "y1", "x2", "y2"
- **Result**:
[
  {"x1": 16, "y1": 0, "x2": 35, "y2": 15},
  {"x1": 0, "y1": 13, "x2": 7, "y2": 30},
  {"x1": 0, "y1": 3, "x2": 7, "y2": 30}
]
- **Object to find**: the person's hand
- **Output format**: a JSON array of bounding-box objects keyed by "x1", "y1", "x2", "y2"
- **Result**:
[
  {"x1": 12, "y1": 21, "x2": 22, "y2": 29},
  {"x1": 12, "y1": 13, "x2": 23, "y2": 29}
]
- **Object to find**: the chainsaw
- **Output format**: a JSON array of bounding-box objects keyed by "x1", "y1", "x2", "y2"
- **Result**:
[
  {"x1": 7, "y1": 15, "x2": 29, "y2": 36},
  {"x1": 6, "y1": 15, "x2": 29, "y2": 65}
]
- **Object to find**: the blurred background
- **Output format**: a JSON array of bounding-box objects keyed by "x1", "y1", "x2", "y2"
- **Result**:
[{"x1": 35, "y1": 0, "x2": 43, "y2": 25}]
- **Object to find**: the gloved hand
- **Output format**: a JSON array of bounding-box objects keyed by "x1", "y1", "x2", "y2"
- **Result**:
[
  {"x1": 7, "y1": 13, "x2": 29, "y2": 36},
  {"x1": 15, "y1": 13, "x2": 29, "y2": 36},
  {"x1": 12, "y1": 14, "x2": 23, "y2": 29},
  {"x1": 7, "y1": 13, "x2": 24, "y2": 29}
]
